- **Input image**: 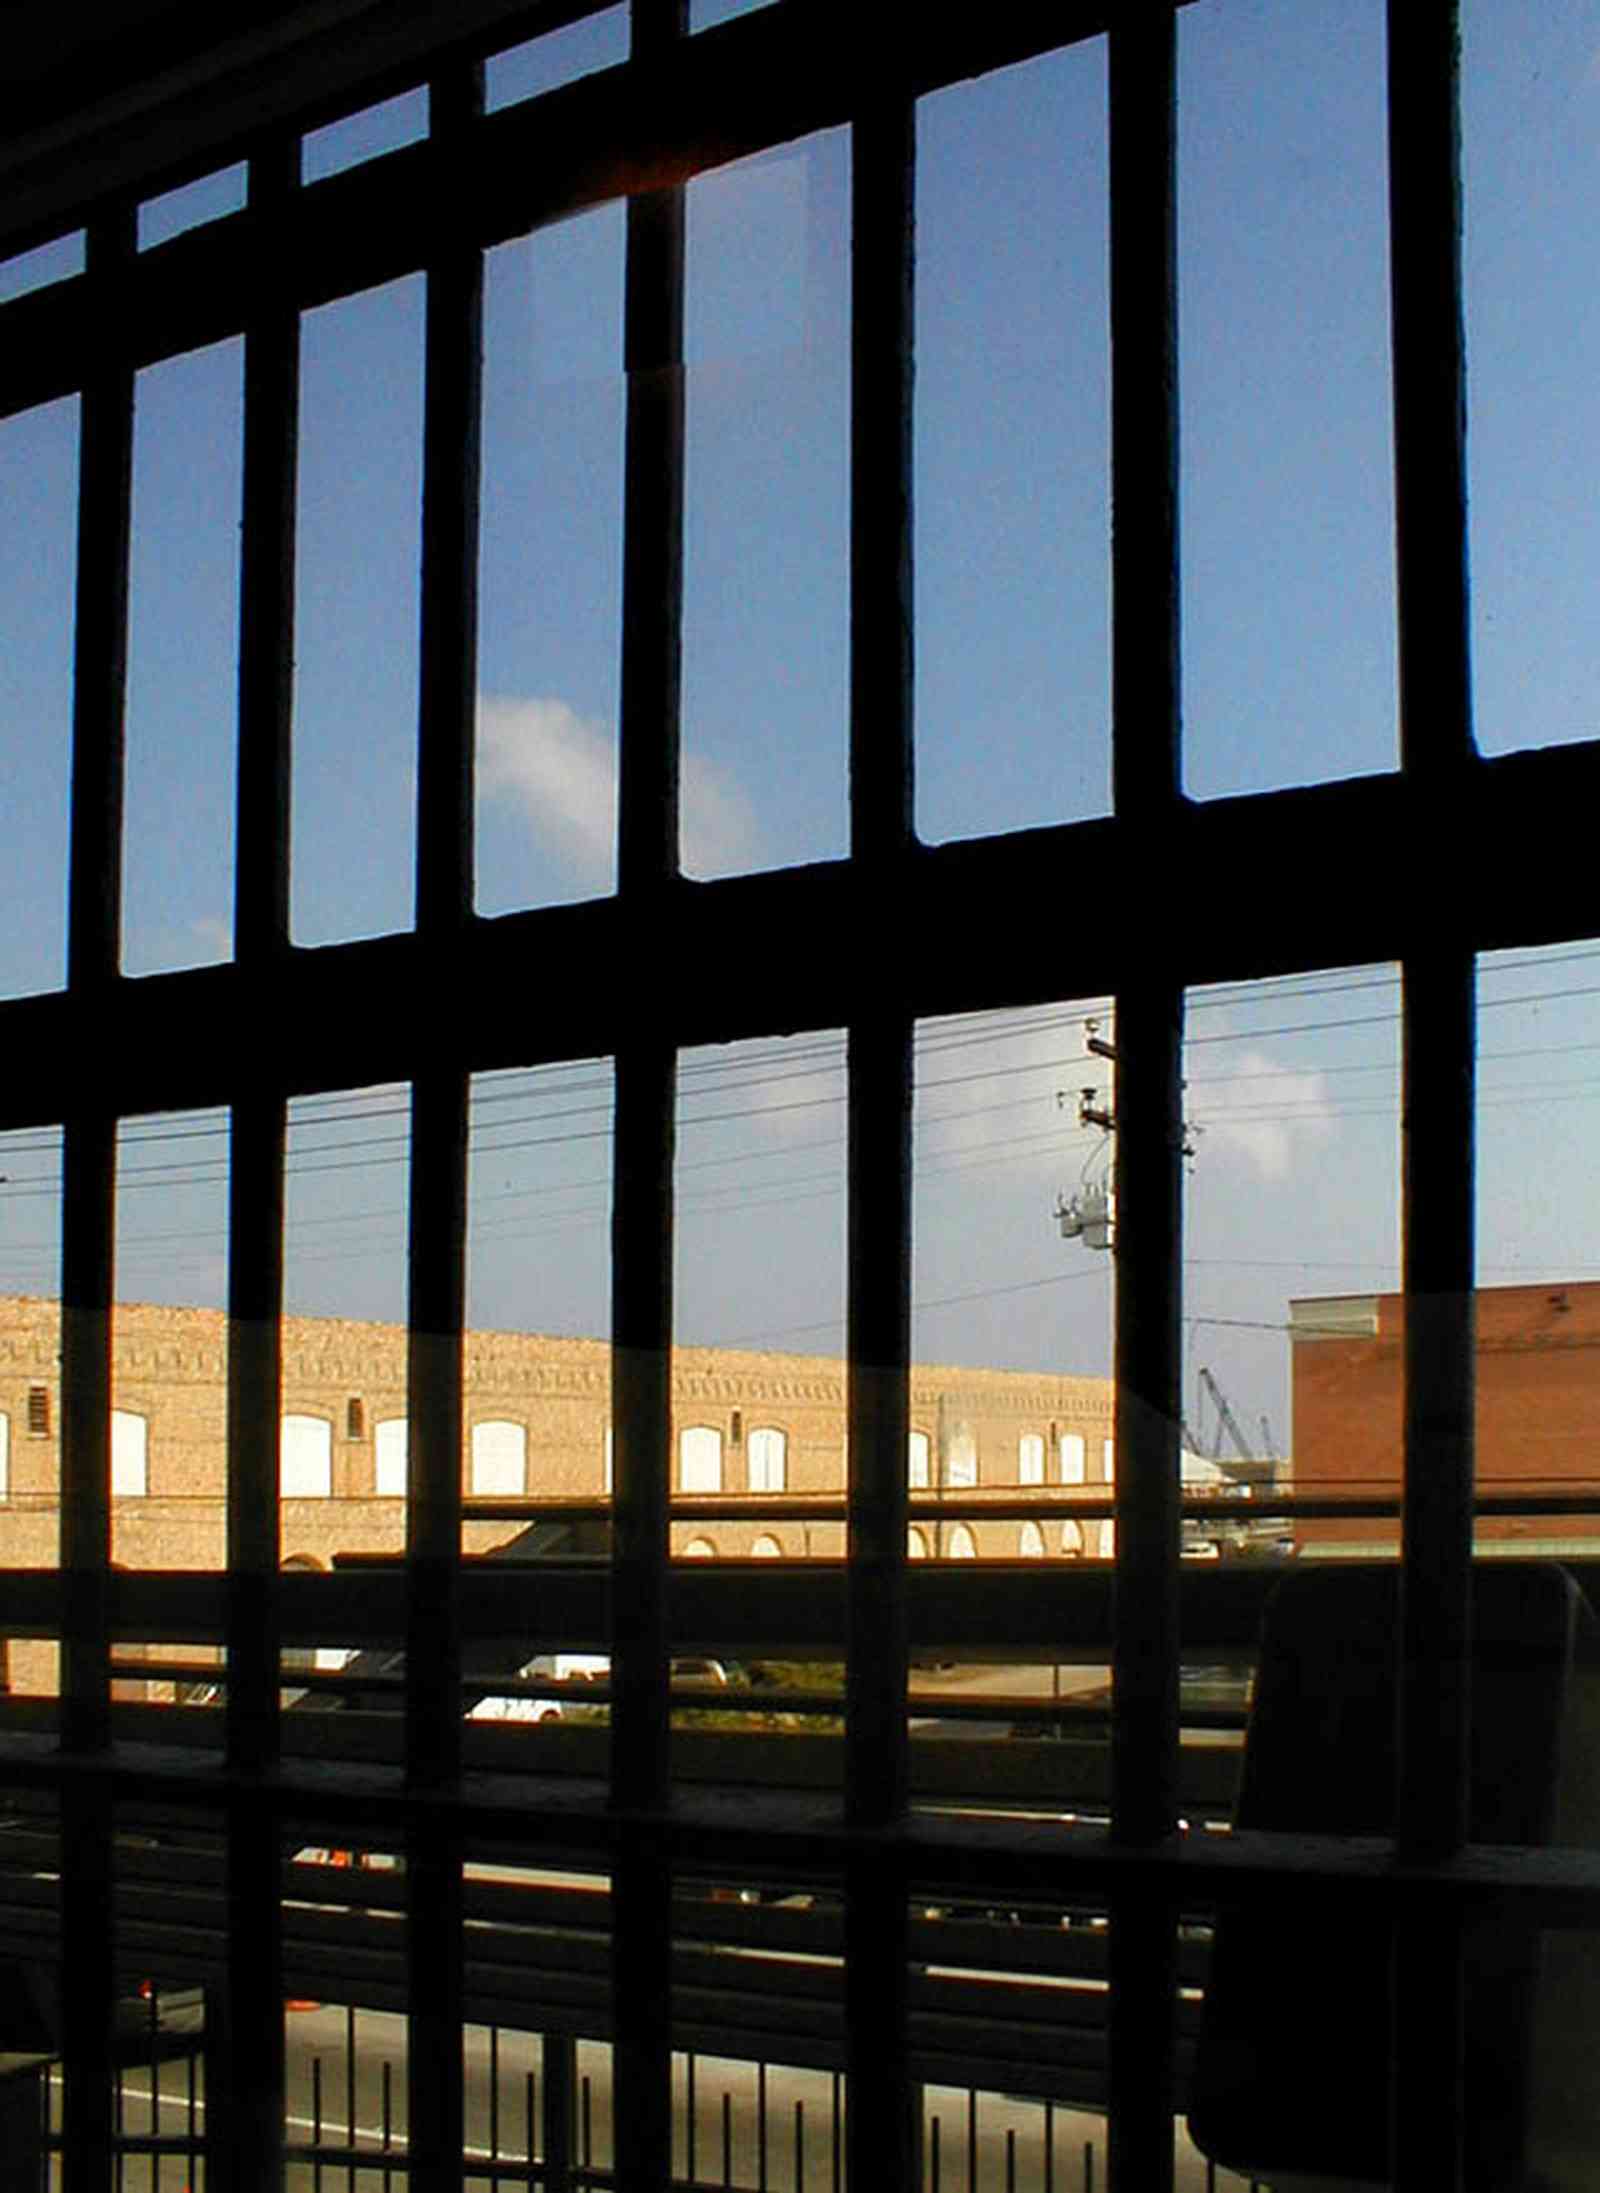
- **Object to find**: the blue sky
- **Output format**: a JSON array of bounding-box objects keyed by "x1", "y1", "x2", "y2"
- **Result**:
[{"x1": 3, "y1": 0, "x2": 1600, "y2": 1466}]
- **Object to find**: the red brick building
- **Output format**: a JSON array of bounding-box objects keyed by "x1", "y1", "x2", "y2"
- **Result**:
[{"x1": 1291, "y1": 1282, "x2": 1600, "y2": 1552}]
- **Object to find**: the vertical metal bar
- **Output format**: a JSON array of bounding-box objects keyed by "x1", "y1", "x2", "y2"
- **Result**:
[
  {"x1": 1105, "y1": 10, "x2": 1182, "y2": 2191},
  {"x1": 60, "y1": 1102, "x2": 117, "y2": 2189},
  {"x1": 234, "y1": 137, "x2": 299, "y2": 968},
  {"x1": 617, "y1": 0, "x2": 686, "y2": 902},
  {"x1": 65, "y1": 208, "x2": 134, "y2": 999},
  {"x1": 1387, "y1": 0, "x2": 1473, "y2": 785},
  {"x1": 723, "y1": 2088, "x2": 733, "y2": 2189},
  {"x1": 611, "y1": 6, "x2": 686, "y2": 2186},
  {"x1": 226, "y1": 177, "x2": 294, "y2": 2126},
  {"x1": 405, "y1": 61, "x2": 483, "y2": 2193},
  {"x1": 542, "y1": 2034, "x2": 573, "y2": 2193},
  {"x1": 1386, "y1": 5, "x2": 1473, "y2": 2186},
  {"x1": 758, "y1": 2059, "x2": 768, "y2": 2192},
  {"x1": 415, "y1": 67, "x2": 484, "y2": 943},
  {"x1": 845, "y1": 65, "x2": 917, "y2": 2193}
]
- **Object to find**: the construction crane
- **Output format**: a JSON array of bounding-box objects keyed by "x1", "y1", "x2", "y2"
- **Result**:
[{"x1": 1197, "y1": 1365, "x2": 1256, "y2": 1464}]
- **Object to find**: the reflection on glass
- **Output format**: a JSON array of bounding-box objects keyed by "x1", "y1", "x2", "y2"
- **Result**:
[
  {"x1": 1184, "y1": 963, "x2": 1400, "y2": 1557},
  {"x1": 1179, "y1": 0, "x2": 1396, "y2": 797},
  {"x1": 293, "y1": 279, "x2": 423, "y2": 945},
  {"x1": 916, "y1": 44, "x2": 1109, "y2": 842},
  {"x1": 682, "y1": 134, "x2": 849, "y2": 878},
  {"x1": 0, "y1": 397, "x2": 77, "y2": 999},
  {"x1": 478, "y1": 208, "x2": 624, "y2": 914},
  {"x1": 124, "y1": 338, "x2": 242, "y2": 974}
]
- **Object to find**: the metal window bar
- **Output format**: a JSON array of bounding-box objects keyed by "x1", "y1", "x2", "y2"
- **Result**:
[
  {"x1": 1387, "y1": 0, "x2": 1477, "y2": 2181},
  {"x1": 219, "y1": 127, "x2": 299, "y2": 2193},
  {"x1": 610, "y1": 5, "x2": 686, "y2": 2186},
  {"x1": 403, "y1": 61, "x2": 486, "y2": 2193},
  {"x1": 844, "y1": 58, "x2": 917, "y2": 2191},
  {"x1": 0, "y1": 1, "x2": 1592, "y2": 2186},
  {"x1": 1105, "y1": 11, "x2": 1182, "y2": 2189}
]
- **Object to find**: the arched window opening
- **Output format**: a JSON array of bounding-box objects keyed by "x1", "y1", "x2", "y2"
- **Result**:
[
  {"x1": 907, "y1": 1527, "x2": 928, "y2": 1560},
  {"x1": 111, "y1": 1409, "x2": 148, "y2": 1497},
  {"x1": 683, "y1": 1536, "x2": 717, "y2": 1559},
  {"x1": 1019, "y1": 1520, "x2": 1046, "y2": 1559},
  {"x1": 747, "y1": 1426, "x2": 786, "y2": 1492},
  {"x1": 374, "y1": 1417, "x2": 407, "y2": 1498},
  {"x1": 280, "y1": 1415, "x2": 332, "y2": 1499},
  {"x1": 908, "y1": 1430, "x2": 931, "y2": 1488},
  {"x1": 680, "y1": 1426, "x2": 723, "y2": 1493},
  {"x1": 1060, "y1": 1432, "x2": 1087, "y2": 1484},
  {"x1": 1018, "y1": 1433, "x2": 1045, "y2": 1485},
  {"x1": 947, "y1": 1523, "x2": 977, "y2": 1560},
  {"x1": 750, "y1": 1533, "x2": 782, "y2": 1559},
  {"x1": 471, "y1": 1419, "x2": 527, "y2": 1497},
  {"x1": 1061, "y1": 1520, "x2": 1084, "y2": 1557}
]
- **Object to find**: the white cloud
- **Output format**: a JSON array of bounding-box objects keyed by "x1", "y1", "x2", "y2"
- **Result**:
[
  {"x1": 478, "y1": 696, "x2": 616, "y2": 887},
  {"x1": 477, "y1": 694, "x2": 760, "y2": 883},
  {"x1": 1190, "y1": 1048, "x2": 1334, "y2": 1182}
]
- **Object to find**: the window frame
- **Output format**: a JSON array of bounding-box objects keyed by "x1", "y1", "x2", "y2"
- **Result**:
[{"x1": 0, "y1": 7, "x2": 1577, "y2": 2190}]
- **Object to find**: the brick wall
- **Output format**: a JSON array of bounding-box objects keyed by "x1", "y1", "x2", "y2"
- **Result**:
[
  {"x1": 0, "y1": 1296, "x2": 1115, "y2": 1691},
  {"x1": 1291, "y1": 1282, "x2": 1600, "y2": 1551}
]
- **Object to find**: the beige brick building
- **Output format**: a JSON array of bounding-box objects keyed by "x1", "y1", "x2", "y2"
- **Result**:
[{"x1": 0, "y1": 1295, "x2": 1114, "y2": 1691}]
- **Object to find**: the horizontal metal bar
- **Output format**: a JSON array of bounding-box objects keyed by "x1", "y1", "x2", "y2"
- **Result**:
[
  {"x1": 5, "y1": 740, "x2": 1600, "y2": 1130},
  {"x1": 7, "y1": 1557, "x2": 1600, "y2": 1653},
  {"x1": 0, "y1": 0, "x2": 1156, "y2": 403}
]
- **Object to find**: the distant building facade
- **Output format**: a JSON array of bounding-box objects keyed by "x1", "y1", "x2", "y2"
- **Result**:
[
  {"x1": 0, "y1": 1295, "x2": 1116, "y2": 1692},
  {"x1": 1291, "y1": 1282, "x2": 1600, "y2": 1553}
]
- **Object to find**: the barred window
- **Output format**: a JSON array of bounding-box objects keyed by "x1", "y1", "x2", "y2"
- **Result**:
[{"x1": 3, "y1": 7, "x2": 1595, "y2": 2191}]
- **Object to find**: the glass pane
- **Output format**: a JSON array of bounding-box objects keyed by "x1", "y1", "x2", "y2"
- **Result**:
[
  {"x1": 0, "y1": 1123, "x2": 62, "y2": 1697},
  {"x1": 138, "y1": 163, "x2": 247, "y2": 249},
  {"x1": 674, "y1": 1031, "x2": 845, "y2": 1557},
  {"x1": 1476, "y1": 941, "x2": 1600, "y2": 1550},
  {"x1": 477, "y1": 207, "x2": 624, "y2": 913},
  {"x1": 303, "y1": 88, "x2": 428, "y2": 183},
  {"x1": 916, "y1": 43, "x2": 1110, "y2": 842},
  {"x1": 1179, "y1": 0, "x2": 1397, "y2": 797},
  {"x1": 0, "y1": 231, "x2": 83, "y2": 305},
  {"x1": 1464, "y1": 1, "x2": 1600, "y2": 756},
  {"x1": 281, "y1": 1085, "x2": 411, "y2": 1569},
  {"x1": 0, "y1": 395, "x2": 77, "y2": 998},
  {"x1": 111, "y1": 1107, "x2": 229, "y2": 1577},
  {"x1": 464, "y1": 1057, "x2": 613, "y2": 1562},
  {"x1": 682, "y1": 133, "x2": 850, "y2": 878},
  {"x1": 124, "y1": 336, "x2": 242, "y2": 974},
  {"x1": 1186, "y1": 962, "x2": 1401, "y2": 1557},
  {"x1": 486, "y1": 7, "x2": 627, "y2": 107},
  {"x1": 293, "y1": 278, "x2": 424, "y2": 944}
]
